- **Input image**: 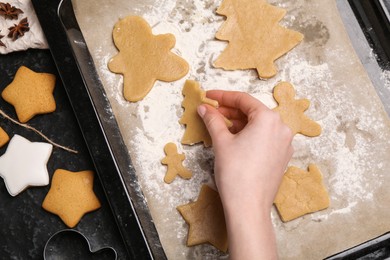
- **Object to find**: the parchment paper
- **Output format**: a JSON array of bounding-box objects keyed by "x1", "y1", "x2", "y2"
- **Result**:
[{"x1": 72, "y1": 0, "x2": 390, "y2": 259}]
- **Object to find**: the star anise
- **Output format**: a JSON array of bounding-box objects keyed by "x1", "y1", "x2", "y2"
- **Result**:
[
  {"x1": 0, "y1": 2, "x2": 23, "y2": 20},
  {"x1": 8, "y1": 17, "x2": 29, "y2": 41},
  {"x1": 0, "y1": 33, "x2": 5, "y2": 48}
]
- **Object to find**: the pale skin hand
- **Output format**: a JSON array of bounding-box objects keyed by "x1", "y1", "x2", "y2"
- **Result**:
[{"x1": 197, "y1": 90, "x2": 294, "y2": 260}]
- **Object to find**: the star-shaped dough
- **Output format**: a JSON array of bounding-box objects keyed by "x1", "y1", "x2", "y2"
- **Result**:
[
  {"x1": 274, "y1": 164, "x2": 330, "y2": 222},
  {"x1": 177, "y1": 185, "x2": 228, "y2": 252},
  {"x1": 0, "y1": 134, "x2": 52, "y2": 196},
  {"x1": 1, "y1": 66, "x2": 56, "y2": 123},
  {"x1": 273, "y1": 82, "x2": 321, "y2": 137},
  {"x1": 42, "y1": 169, "x2": 101, "y2": 228},
  {"x1": 0, "y1": 126, "x2": 9, "y2": 148}
]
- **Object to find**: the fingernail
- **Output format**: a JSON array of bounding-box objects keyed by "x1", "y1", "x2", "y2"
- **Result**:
[{"x1": 197, "y1": 105, "x2": 206, "y2": 118}]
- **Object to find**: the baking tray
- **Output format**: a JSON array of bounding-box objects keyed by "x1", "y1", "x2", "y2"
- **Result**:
[{"x1": 31, "y1": 0, "x2": 390, "y2": 259}]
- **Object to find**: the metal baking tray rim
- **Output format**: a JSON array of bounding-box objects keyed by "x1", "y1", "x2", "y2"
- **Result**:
[{"x1": 55, "y1": 0, "x2": 167, "y2": 258}]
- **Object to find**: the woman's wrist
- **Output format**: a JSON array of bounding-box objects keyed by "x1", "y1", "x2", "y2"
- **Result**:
[{"x1": 224, "y1": 201, "x2": 277, "y2": 260}]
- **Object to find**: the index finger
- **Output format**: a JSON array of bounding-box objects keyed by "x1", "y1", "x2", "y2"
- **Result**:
[{"x1": 206, "y1": 90, "x2": 268, "y2": 115}]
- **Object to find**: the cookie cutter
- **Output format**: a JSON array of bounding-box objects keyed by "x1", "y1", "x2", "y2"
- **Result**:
[{"x1": 43, "y1": 229, "x2": 117, "y2": 260}]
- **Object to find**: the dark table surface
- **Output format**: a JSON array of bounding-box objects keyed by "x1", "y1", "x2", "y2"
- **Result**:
[{"x1": 0, "y1": 49, "x2": 128, "y2": 259}]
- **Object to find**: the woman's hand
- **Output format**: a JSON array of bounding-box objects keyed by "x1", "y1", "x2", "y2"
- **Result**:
[{"x1": 198, "y1": 90, "x2": 294, "y2": 259}]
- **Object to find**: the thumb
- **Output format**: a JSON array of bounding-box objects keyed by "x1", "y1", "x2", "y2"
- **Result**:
[{"x1": 198, "y1": 104, "x2": 230, "y2": 141}]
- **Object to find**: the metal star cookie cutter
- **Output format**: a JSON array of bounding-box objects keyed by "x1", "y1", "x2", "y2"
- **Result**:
[{"x1": 43, "y1": 229, "x2": 117, "y2": 260}]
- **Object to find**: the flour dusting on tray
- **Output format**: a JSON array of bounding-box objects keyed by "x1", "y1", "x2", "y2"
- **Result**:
[{"x1": 73, "y1": 0, "x2": 390, "y2": 259}]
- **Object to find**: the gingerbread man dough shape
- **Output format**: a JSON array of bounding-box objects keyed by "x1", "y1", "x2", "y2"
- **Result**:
[
  {"x1": 161, "y1": 142, "x2": 192, "y2": 184},
  {"x1": 108, "y1": 16, "x2": 189, "y2": 102},
  {"x1": 273, "y1": 82, "x2": 321, "y2": 137}
]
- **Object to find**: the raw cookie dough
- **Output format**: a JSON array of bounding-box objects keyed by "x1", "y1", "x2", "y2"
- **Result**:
[
  {"x1": 0, "y1": 134, "x2": 52, "y2": 196},
  {"x1": 161, "y1": 142, "x2": 192, "y2": 184},
  {"x1": 273, "y1": 81, "x2": 321, "y2": 136},
  {"x1": 274, "y1": 164, "x2": 330, "y2": 222},
  {"x1": 108, "y1": 16, "x2": 189, "y2": 102},
  {"x1": 1, "y1": 66, "x2": 56, "y2": 123},
  {"x1": 42, "y1": 169, "x2": 101, "y2": 228},
  {"x1": 214, "y1": 0, "x2": 303, "y2": 78},
  {"x1": 177, "y1": 185, "x2": 228, "y2": 252},
  {"x1": 0, "y1": 127, "x2": 9, "y2": 147},
  {"x1": 180, "y1": 80, "x2": 219, "y2": 147}
]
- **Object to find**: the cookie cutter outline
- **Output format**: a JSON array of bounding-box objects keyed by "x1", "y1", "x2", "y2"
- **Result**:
[{"x1": 43, "y1": 229, "x2": 118, "y2": 260}]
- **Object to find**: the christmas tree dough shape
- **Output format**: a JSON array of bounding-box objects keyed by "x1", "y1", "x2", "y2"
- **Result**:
[
  {"x1": 273, "y1": 82, "x2": 321, "y2": 137},
  {"x1": 214, "y1": 0, "x2": 303, "y2": 78},
  {"x1": 177, "y1": 185, "x2": 228, "y2": 252},
  {"x1": 108, "y1": 16, "x2": 189, "y2": 102},
  {"x1": 180, "y1": 80, "x2": 219, "y2": 147},
  {"x1": 161, "y1": 142, "x2": 192, "y2": 183},
  {"x1": 274, "y1": 164, "x2": 330, "y2": 222}
]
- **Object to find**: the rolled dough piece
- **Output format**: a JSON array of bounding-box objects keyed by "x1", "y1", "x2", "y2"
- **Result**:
[
  {"x1": 274, "y1": 164, "x2": 330, "y2": 222},
  {"x1": 214, "y1": 0, "x2": 303, "y2": 78},
  {"x1": 108, "y1": 16, "x2": 189, "y2": 102},
  {"x1": 177, "y1": 185, "x2": 228, "y2": 252},
  {"x1": 273, "y1": 81, "x2": 321, "y2": 137},
  {"x1": 161, "y1": 142, "x2": 192, "y2": 184},
  {"x1": 179, "y1": 80, "x2": 219, "y2": 147}
]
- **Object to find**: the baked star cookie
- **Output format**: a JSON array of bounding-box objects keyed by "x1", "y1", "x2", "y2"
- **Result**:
[
  {"x1": 0, "y1": 134, "x2": 52, "y2": 196},
  {"x1": 0, "y1": 127, "x2": 9, "y2": 148},
  {"x1": 1, "y1": 66, "x2": 56, "y2": 123},
  {"x1": 161, "y1": 142, "x2": 192, "y2": 184},
  {"x1": 274, "y1": 164, "x2": 330, "y2": 222},
  {"x1": 108, "y1": 16, "x2": 189, "y2": 102},
  {"x1": 273, "y1": 82, "x2": 321, "y2": 136},
  {"x1": 42, "y1": 169, "x2": 101, "y2": 228},
  {"x1": 177, "y1": 185, "x2": 228, "y2": 252}
]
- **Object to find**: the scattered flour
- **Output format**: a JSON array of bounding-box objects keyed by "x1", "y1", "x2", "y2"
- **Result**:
[{"x1": 382, "y1": 69, "x2": 390, "y2": 91}]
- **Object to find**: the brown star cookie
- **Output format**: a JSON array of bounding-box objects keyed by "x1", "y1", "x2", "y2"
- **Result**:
[
  {"x1": 273, "y1": 82, "x2": 321, "y2": 136},
  {"x1": 0, "y1": 127, "x2": 9, "y2": 148},
  {"x1": 42, "y1": 169, "x2": 101, "y2": 228},
  {"x1": 274, "y1": 164, "x2": 330, "y2": 222},
  {"x1": 108, "y1": 16, "x2": 189, "y2": 102},
  {"x1": 1, "y1": 66, "x2": 56, "y2": 123},
  {"x1": 177, "y1": 185, "x2": 228, "y2": 252},
  {"x1": 161, "y1": 142, "x2": 192, "y2": 184}
]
